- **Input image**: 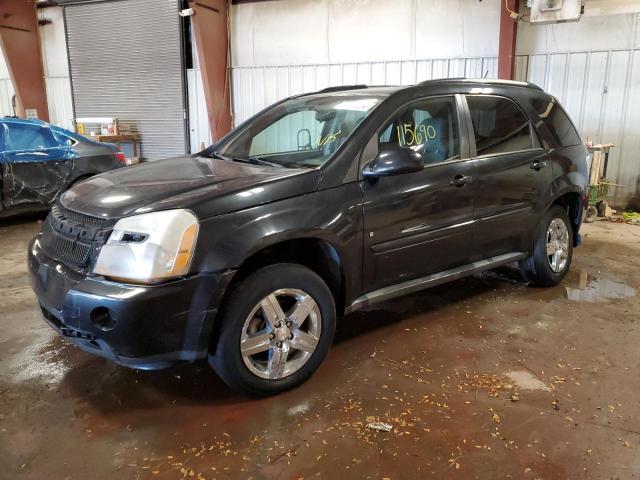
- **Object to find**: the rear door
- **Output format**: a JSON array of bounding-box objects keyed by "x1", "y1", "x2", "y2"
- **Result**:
[
  {"x1": 361, "y1": 95, "x2": 476, "y2": 292},
  {"x1": 1, "y1": 122, "x2": 74, "y2": 210},
  {"x1": 464, "y1": 94, "x2": 552, "y2": 258}
]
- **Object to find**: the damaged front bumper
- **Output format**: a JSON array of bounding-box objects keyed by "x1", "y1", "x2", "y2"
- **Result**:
[{"x1": 28, "y1": 236, "x2": 234, "y2": 370}]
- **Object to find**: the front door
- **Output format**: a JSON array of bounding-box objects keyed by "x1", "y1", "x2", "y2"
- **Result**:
[
  {"x1": 464, "y1": 94, "x2": 553, "y2": 258},
  {"x1": 1, "y1": 122, "x2": 73, "y2": 210},
  {"x1": 361, "y1": 95, "x2": 476, "y2": 292}
]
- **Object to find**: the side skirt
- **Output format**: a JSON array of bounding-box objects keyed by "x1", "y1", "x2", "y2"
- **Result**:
[{"x1": 345, "y1": 252, "x2": 527, "y2": 314}]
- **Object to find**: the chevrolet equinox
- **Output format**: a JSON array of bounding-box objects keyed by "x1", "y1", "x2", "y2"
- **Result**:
[{"x1": 28, "y1": 79, "x2": 588, "y2": 396}]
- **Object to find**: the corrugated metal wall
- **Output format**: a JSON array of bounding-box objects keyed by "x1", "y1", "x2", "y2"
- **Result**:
[
  {"x1": 515, "y1": 50, "x2": 640, "y2": 203},
  {"x1": 231, "y1": 58, "x2": 499, "y2": 124},
  {"x1": 65, "y1": 0, "x2": 187, "y2": 160},
  {"x1": 230, "y1": 51, "x2": 639, "y2": 204}
]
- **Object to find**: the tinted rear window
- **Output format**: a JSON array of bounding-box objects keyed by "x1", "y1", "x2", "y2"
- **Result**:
[
  {"x1": 466, "y1": 95, "x2": 533, "y2": 156},
  {"x1": 530, "y1": 97, "x2": 581, "y2": 148}
]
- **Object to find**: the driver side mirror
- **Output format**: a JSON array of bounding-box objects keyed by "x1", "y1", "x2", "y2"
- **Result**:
[{"x1": 362, "y1": 147, "x2": 423, "y2": 179}]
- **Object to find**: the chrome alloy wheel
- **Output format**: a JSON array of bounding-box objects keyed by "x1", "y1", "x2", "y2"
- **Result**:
[
  {"x1": 546, "y1": 217, "x2": 570, "y2": 273},
  {"x1": 240, "y1": 288, "x2": 321, "y2": 380}
]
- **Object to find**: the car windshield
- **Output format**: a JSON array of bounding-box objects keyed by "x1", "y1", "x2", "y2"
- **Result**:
[{"x1": 215, "y1": 93, "x2": 384, "y2": 168}]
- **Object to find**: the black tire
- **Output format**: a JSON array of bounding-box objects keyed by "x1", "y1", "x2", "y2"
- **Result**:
[
  {"x1": 519, "y1": 205, "x2": 574, "y2": 287},
  {"x1": 209, "y1": 263, "x2": 336, "y2": 397}
]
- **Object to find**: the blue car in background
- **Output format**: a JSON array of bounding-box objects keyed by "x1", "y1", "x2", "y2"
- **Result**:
[{"x1": 0, "y1": 118, "x2": 126, "y2": 218}]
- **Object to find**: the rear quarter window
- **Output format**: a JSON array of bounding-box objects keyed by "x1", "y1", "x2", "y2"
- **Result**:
[{"x1": 530, "y1": 97, "x2": 581, "y2": 148}]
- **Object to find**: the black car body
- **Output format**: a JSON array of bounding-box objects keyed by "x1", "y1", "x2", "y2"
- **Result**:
[
  {"x1": 0, "y1": 118, "x2": 125, "y2": 218},
  {"x1": 28, "y1": 79, "x2": 588, "y2": 395}
]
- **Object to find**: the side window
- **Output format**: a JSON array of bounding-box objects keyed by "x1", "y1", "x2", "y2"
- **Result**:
[
  {"x1": 466, "y1": 96, "x2": 534, "y2": 156},
  {"x1": 378, "y1": 96, "x2": 460, "y2": 165},
  {"x1": 5, "y1": 123, "x2": 58, "y2": 151},
  {"x1": 530, "y1": 97, "x2": 581, "y2": 148}
]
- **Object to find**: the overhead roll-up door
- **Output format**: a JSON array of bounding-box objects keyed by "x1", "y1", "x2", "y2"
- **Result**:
[{"x1": 64, "y1": 0, "x2": 187, "y2": 160}]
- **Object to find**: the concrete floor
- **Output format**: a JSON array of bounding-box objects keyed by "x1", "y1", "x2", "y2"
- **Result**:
[{"x1": 1, "y1": 215, "x2": 639, "y2": 480}]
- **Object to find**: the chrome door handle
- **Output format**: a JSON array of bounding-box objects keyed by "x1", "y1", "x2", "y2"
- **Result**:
[
  {"x1": 530, "y1": 160, "x2": 547, "y2": 170},
  {"x1": 450, "y1": 174, "x2": 472, "y2": 187}
]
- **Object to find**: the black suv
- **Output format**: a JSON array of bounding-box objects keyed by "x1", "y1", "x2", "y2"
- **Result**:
[{"x1": 28, "y1": 79, "x2": 588, "y2": 396}]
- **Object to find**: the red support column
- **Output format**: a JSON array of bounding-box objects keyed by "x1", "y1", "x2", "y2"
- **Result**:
[
  {"x1": 188, "y1": 0, "x2": 232, "y2": 142},
  {"x1": 0, "y1": 0, "x2": 49, "y2": 121},
  {"x1": 498, "y1": 0, "x2": 519, "y2": 80}
]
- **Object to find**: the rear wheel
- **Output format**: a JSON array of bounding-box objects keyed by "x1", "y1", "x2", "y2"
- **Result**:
[
  {"x1": 519, "y1": 205, "x2": 573, "y2": 287},
  {"x1": 209, "y1": 263, "x2": 336, "y2": 396}
]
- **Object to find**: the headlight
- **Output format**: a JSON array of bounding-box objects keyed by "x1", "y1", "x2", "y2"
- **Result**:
[{"x1": 94, "y1": 209, "x2": 199, "y2": 284}]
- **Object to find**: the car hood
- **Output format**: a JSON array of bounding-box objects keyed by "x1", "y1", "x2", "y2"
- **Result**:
[{"x1": 60, "y1": 155, "x2": 321, "y2": 219}]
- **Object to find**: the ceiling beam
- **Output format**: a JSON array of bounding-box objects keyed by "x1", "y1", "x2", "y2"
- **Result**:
[
  {"x1": 188, "y1": 0, "x2": 232, "y2": 141},
  {"x1": 0, "y1": 0, "x2": 49, "y2": 121}
]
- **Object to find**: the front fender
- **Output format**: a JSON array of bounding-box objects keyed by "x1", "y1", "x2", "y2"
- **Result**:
[{"x1": 190, "y1": 183, "x2": 364, "y2": 301}]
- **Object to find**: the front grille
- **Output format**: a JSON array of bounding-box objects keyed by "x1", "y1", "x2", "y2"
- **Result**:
[
  {"x1": 51, "y1": 204, "x2": 109, "y2": 228},
  {"x1": 40, "y1": 222, "x2": 92, "y2": 266},
  {"x1": 40, "y1": 203, "x2": 115, "y2": 270}
]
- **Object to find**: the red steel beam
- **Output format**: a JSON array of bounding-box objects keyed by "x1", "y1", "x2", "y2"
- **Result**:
[
  {"x1": 0, "y1": 0, "x2": 49, "y2": 121},
  {"x1": 189, "y1": 0, "x2": 232, "y2": 142},
  {"x1": 498, "y1": 0, "x2": 519, "y2": 80}
]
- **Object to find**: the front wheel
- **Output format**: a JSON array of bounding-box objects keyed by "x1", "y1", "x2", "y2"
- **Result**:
[
  {"x1": 209, "y1": 263, "x2": 336, "y2": 397},
  {"x1": 519, "y1": 205, "x2": 573, "y2": 287}
]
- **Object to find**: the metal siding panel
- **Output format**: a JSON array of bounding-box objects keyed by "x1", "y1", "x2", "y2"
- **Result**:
[
  {"x1": 315, "y1": 65, "x2": 329, "y2": 91},
  {"x1": 618, "y1": 50, "x2": 640, "y2": 201},
  {"x1": 371, "y1": 62, "x2": 386, "y2": 84},
  {"x1": 432, "y1": 59, "x2": 448, "y2": 79},
  {"x1": 356, "y1": 63, "x2": 371, "y2": 85},
  {"x1": 449, "y1": 58, "x2": 466, "y2": 78},
  {"x1": 416, "y1": 60, "x2": 431, "y2": 82},
  {"x1": 401, "y1": 61, "x2": 416, "y2": 85},
  {"x1": 482, "y1": 57, "x2": 498, "y2": 79},
  {"x1": 65, "y1": 0, "x2": 185, "y2": 160},
  {"x1": 302, "y1": 65, "x2": 315, "y2": 93},
  {"x1": 563, "y1": 52, "x2": 587, "y2": 122},
  {"x1": 342, "y1": 64, "x2": 357, "y2": 84},
  {"x1": 599, "y1": 51, "x2": 629, "y2": 185},
  {"x1": 547, "y1": 54, "x2": 567, "y2": 100},
  {"x1": 385, "y1": 62, "x2": 401, "y2": 85},
  {"x1": 580, "y1": 51, "x2": 608, "y2": 142},
  {"x1": 527, "y1": 54, "x2": 548, "y2": 89},
  {"x1": 607, "y1": 50, "x2": 638, "y2": 200}
]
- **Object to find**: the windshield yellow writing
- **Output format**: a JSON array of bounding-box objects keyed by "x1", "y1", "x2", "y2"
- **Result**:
[{"x1": 318, "y1": 130, "x2": 342, "y2": 147}]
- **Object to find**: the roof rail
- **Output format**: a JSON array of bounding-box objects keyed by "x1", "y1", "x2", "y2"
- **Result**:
[
  {"x1": 418, "y1": 78, "x2": 543, "y2": 91},
  {"x1": 312, "y1": 84, "x2": 369, "y2": 94}
]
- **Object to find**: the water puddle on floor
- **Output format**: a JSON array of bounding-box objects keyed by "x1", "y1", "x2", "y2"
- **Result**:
[{"x1": 565, "y1": 270, "x2": 636, "y2": 303}]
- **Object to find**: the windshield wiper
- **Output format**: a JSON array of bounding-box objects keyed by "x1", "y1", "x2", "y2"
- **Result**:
[
  {"x1": 207, "y1": 150, "x2": 228, "y2": 160},
  {"x1": 208, "y1": 150, "x2": 280, "y2": 167},
  {"x1": 231, "y1": 156, "x2": 281, "y2": 167}
]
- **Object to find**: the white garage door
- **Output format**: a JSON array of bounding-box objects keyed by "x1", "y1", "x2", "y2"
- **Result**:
[{"x1": 64, "y1": 0, "x2": 187, "y2": 160}]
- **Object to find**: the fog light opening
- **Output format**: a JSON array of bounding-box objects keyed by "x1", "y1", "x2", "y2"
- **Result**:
[{"x1": 91, "y1": 307, "x2": 117, "y2": 331}]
